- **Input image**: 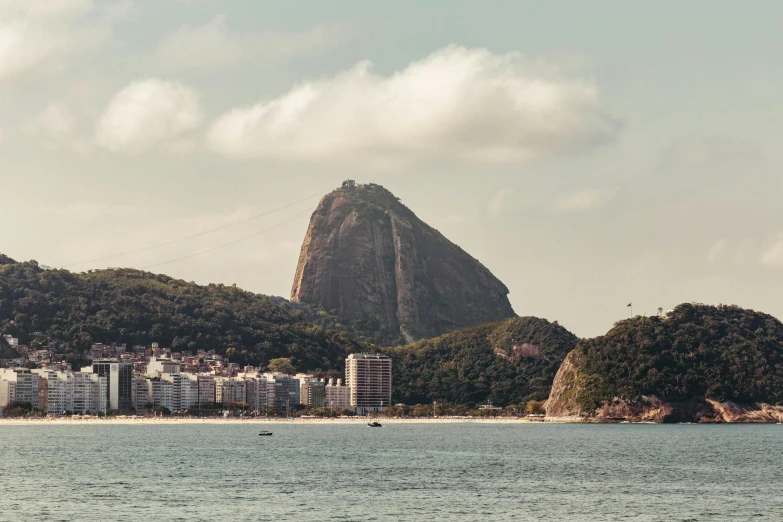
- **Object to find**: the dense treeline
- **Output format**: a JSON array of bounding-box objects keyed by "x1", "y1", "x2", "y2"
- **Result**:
[
  {"x1": 1, "y1": 255, "x2": 583, "y2": 407},
  {"x1": 0, "y1": 259, "x2": 368, "y2": 372},
  {"x1": 572, "y1": 303, "x2": 783, "y2": 410},
  {"x1": 386, "y1": 317, "x2": 578, "y2": 406}
]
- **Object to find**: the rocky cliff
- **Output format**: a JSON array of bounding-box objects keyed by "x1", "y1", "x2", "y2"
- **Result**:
[
  {"x1": 545, "y1": 303, "x2": 783, "y2": 423},
  {"x1": 291, "y1": 183, "x2": 515, "y2": 344}
]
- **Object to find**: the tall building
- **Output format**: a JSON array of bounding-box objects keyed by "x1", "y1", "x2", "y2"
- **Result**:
[
  {"x1": 89, "y1": 360, "x2": 133, "y2": 411},
  {"x1": 300, "y1": 380, "x2": 326, "y2": 408},
  {"x1": 215, "y1": 378, "x2": 246, "y2": 406},
  {"x1": 196, "y1": 375, "x2": 216, "y2": 406},
  {"x1": 32, "y1": 369, "x2": 72, "y2": 415},
  {"x1": 325, "y1": 378, "x2": 351, "y2": 409},
  {"x1": 239, "y1": 374, "x2": 267, "y2": 411},
  {"x1": 71, "y1": 372, "x2": 99, "y2": 414},
  {"x1": 0, "y1": 368, "x2": 39, "y2": 407},
  {"x1": 132, "y1": 375, "x2": 150, "y2": 415},
  {"x1": 346, "y1": 354, "x2": 392, "y2": 412},
  {"x1": 264, "y1": 374, "x2": 299, "y2": 410},
  {"x1": 150, "y1": 379, "x2": 173, "y2": 411}
]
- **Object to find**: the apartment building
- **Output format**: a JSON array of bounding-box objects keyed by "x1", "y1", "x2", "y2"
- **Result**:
[
  {"x1": 87, "y1": 360, "x2": 133, "y2": 411},
  {"x1": 325, "y1": 378, "x2": 351, "y2": 409},
  {"x1": 345, "y1": 354, "x2": 392, "y2": 413},
  {"x1": 0, "y1": 368, "x2": 39, "y2": 408},
  {"x1": 300, "y1": 380, "x2": 326, "y2": 408}
]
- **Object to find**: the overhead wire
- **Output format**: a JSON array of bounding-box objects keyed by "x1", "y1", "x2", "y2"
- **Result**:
[
  {"x1": 139, "y1": 207, "x2": 312, "y2": 270},
  {"x1": 62, "y1": 191, "x2": 323, "y2": 268}
]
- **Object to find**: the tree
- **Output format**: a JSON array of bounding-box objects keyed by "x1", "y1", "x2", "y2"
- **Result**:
[{"x1": 267, "y1": 357, "x2": 295, "y2": 375}]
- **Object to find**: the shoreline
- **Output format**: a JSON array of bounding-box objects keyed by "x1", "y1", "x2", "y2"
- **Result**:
[
  {"x1": 0, "y1": 416, "x2": 779, "y2": 425},
  {"x1": 0, "y1": 416, "x2": 546, "y2": 425}
]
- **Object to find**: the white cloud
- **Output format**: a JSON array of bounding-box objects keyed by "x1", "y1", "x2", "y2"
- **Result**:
[
  {"x1": 95, "y1": 78, "x2": 204, "y2": 154},
  {"x1": 486, "y1": 187, "x2": 515, "y2": 221},
  {"x1": 760, "y1": 240, "x2": 783, "y2": 268},
  {"x1": 208, "y1": 45, "x2": 619, "y2": 165},
  {"x1": 659, "y1": 136, "x2": 759, "y2": 170},
  {"x1": 551, "y1": 188, "x2": 616, "y2": 214},
  {"x1": 0, "y1": 0, "x2": 130, "y2": 83},
  {"x1": 149, "y1": 15, "x2": 353, "y2": 72}
]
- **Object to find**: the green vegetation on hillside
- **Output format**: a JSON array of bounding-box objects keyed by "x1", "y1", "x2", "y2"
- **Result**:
[
  {"x1": 0, "y1": 335, "x2": 18, "y2": 359},
  {"x1": 0, "y1": 259, "x2": 368, "y2": 372},
  {"x1": 386, "y1": 317, "x2": 579, "y2": 406},
  {"x1": 0, "y1": 254, "x2": 16, "y2": 265},
  {"x1": 1, "y1": 254, "x2": 580, "y2": 407},
  {"x1": 571, "y1": 303, "x2": 783, "y2": 410}
]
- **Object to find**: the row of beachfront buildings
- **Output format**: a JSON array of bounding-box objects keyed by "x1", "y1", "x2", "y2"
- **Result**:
[{"x1": 0, "y1": 353, "x2": 392, "y2": 417}]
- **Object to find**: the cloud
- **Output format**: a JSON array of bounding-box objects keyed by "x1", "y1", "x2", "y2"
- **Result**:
[
  {"x1": 95, "y1": 78, "x2": 204, "y2": 154},
  {"x1": 760, "y1": 240, "x2": 783, "y2": 268},
  {"x1": 659, "y1": 136, "x2": 759, "y2": 170},
  {"x1": 148, "y1": 15, "x2": 353, "y2": 72},
  {"x1": 0, "y1": 0, "x2": 130, "y2": 83},
  {"x1": 207, "y1": 45, "x2": 619, "y2": 165},
  {"x1": 486, "y1": 187, "x2": 515, "y2": 221},
  {"x1": 551, "y1": 188, "x2": 616, "y2": 214}
]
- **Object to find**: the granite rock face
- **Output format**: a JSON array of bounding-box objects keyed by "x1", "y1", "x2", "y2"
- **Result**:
[{"x1": 291, "y1": 183, "x2": 515, "y2": 344}]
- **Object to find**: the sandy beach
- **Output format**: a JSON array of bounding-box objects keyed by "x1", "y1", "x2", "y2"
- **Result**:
[{"x1": 0, "y1": 416, "x2": 546, "y2": 426}]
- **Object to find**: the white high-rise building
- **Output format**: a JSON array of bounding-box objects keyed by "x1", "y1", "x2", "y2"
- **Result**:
[
  {"x1": 196, "y1": 375, "x2": 216, "y2": 406},
  {"x1": 180, "y1": 375, "x2": 198, "y2": 410},
  {"x1": 325, "y1": 378, "x2": 351, "y2": 409},
  {"x1": 263, "y1": 373, "x2": 299, "y2": 410},
  {"x1": 215, "y1": 378, "x2": 246, "y2": 406},
  {"x1": 239, "y1": 374, "x2": 268, "y2": 411},
  {"x1": 131, "y1": 375, "x2": 150, "y2": 414},
  {"x1": 71, "y1": 372, "x2": 100, "y2": 414},
  {"x1": 150, "y1": 379, "x2": 173, "y2": 411},
  {"x1": 33, "y1": 369, "x2": 72, "y2": 415},
  {"x1": 0, "y1": 368, "x2": 39, "y2": 407},
  {"x1": 346, "y1": 354, "x2": 392, "y2": 413}
]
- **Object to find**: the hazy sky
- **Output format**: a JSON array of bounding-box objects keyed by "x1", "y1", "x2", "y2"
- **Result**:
[{"x1": 1, "y1": 1, "x2": 782, "y2": 337}]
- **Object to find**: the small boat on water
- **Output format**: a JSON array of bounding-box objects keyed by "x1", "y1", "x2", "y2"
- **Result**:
[
  {"x1": 367, "y1": 421, "x2": 382, "y2": 428},
  {"x1": 258, "y1": 431, "x2": 273, "y2": 436}
]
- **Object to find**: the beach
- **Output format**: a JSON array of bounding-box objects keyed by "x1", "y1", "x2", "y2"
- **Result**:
[{"x1": 0, "y1": 416, "x2": 544, "y2": 425}]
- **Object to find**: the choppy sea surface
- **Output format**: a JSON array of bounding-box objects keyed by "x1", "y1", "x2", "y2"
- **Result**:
[{"x1": 0, "y1": 422, "x2": 782, "y2": 521}]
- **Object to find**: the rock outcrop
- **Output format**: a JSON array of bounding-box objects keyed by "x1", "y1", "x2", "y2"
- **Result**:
[
  {"x1": 291, "y1": 183, "x2": 515, "y2": 344},
  {"x1": 545, "y1": 303, "x2": 783, "y2": 423}
]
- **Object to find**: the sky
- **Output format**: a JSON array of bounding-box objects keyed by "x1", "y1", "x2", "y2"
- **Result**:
[{"x1": 1, "y1": 0, "x2": 782, "y2": 338}]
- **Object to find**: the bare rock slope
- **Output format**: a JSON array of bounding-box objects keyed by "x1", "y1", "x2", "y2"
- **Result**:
[{"x1": 291, "y1": 183, "x2": 515, "y2": 344}]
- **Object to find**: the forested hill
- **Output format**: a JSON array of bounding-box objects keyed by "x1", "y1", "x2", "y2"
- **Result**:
[
  {"x1": 0, "y1": 258, "x2": 368, "y2": 372},
  {"x1": 386, "y1": 316, "x2": 579, "y2": 406},
  {"x1": 0, "y1": 335, "x2": 18, "y2": 359},
  {"x1": 547, "y1": 303, "x2": 783, "y2": 416}
]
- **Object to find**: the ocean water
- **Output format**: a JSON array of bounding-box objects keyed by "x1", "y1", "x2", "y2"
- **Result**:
[{"x1": 0, "y1": 423, "x2": 781, "y2": 521}]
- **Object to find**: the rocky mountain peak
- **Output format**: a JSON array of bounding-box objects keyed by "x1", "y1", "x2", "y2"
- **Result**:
[{"x1": 290, "y1": 182, "x2": 515, "y2": 344}]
